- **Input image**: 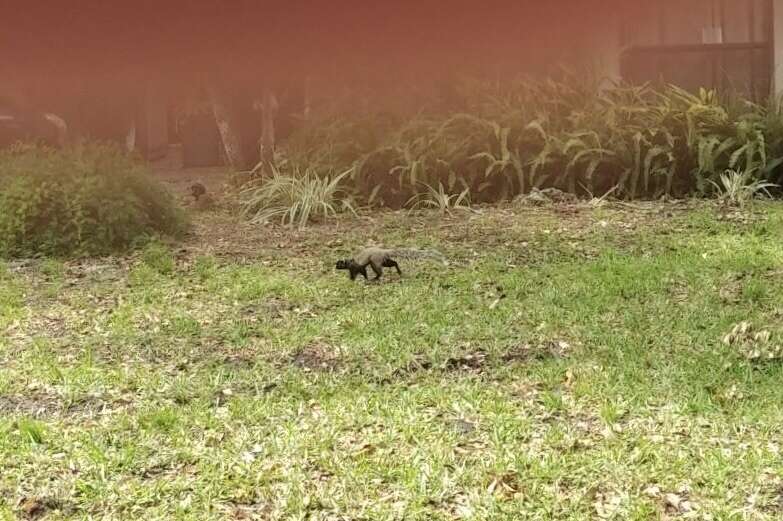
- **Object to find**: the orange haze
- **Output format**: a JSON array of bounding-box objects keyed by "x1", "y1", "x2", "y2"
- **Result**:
[{"x1": 4, "y1": 1, "x2": 629, "y2": 94}]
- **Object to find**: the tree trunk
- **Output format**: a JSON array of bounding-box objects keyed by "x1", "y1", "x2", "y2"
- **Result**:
[
  {"x1": 302, "y1": 76, "x2": 311, "y2": 121},
  {"x1": 42, "y1": 113, "x2": 68, "y2": 148},
  {"x1": 259, "y1": 88, "x2": 278, "y2": 165},
  {"x1": 206, "y1": 83, "x2": 246, "y2": 170},
  {"x1": 124, "y1": 115, "x2": 136, "y2": 153}
]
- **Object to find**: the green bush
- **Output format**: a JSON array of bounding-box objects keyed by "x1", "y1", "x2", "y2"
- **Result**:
[
  {"x1": 0, "y1": 143, "x2": 187, "y2": 257},
  {"x1": 282, "y1": 72, "x2": 783, "y2": 204}
]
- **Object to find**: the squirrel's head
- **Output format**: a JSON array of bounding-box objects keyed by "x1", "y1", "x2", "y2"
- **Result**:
[{"x1": 190, "y1": 183, "x2": 206, "y2": 199}]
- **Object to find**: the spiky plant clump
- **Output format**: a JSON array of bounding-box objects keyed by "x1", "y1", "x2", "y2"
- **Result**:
[
  {"x1": 708, "y1": 168, "x2": 778, "y2": 208},
  {"x1": 239, "y1": 165, "x2": 356, "y2": 229},
  {"x1": 406, "y1": 182, "x2": 472, "y2": 216}
]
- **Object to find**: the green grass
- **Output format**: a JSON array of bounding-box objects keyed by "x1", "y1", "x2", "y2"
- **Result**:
[{"x1": 2, "y1": 202, "x2": 783, "y2": 519}]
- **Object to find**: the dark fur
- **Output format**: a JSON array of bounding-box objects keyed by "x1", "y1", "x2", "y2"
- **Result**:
[
  {"x1": 336, "y1": 256, "x2": 401, "y2": 281},
  {"x1": 190, "y1": 182, "x2": 207, "y2": 201}
]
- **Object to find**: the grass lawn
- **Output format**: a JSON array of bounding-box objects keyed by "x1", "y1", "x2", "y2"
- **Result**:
[{"x1": 2, "y1": 200, "x2": 783, "y2": 520}]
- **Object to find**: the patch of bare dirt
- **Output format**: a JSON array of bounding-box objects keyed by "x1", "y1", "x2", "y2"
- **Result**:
[
  {"x1": 18, "y1": 312, "x2": 71, "y2": 339},
  {"x1": 261, "y1": 297, "x2": 293, "y2": 319},
  {"x1": 501, "y1": 340, "x2": 571, "y2": 363},
  {"x1": 0, "y1": 392, "x2": 129, "y2": 419},
  {"x1": 379, "y1": 340, "x2": 572, "y2": 383},
  {"x1": 16, "y1": 496, "x2": 70, "y2": 520},
  {"x1": 0, "y1": 393, "x2": 61, "y2": 417},
  {"x1": 715, "y1": 206, "x2": 768, "y2": 225},
  {"x1": 442, "y1": 350, "x2": 488, "y2": 372},
  {"x1": 290, "y1": 342, "x2": 343, "y2": 373},
  {"x1": 390, "y1": 354, "x2": 434, "y2": 379},
  {"x1": 514, "y1": 187, "x2": 578, "y2": 206},
  {"x1": 642, "y1": 484, "x2": 702, "y2": 518},
  {"x1": 221, "y1": 501, "x2": 274, "y2": 520},
  {"x1": 220, "y1": 350, "x2": 259, "y2": 370},
  {"x1": 387, "y1": 349, "x2": 490, "y2": 378},
  {"x1": 723, "y1": 321, "x2": 783, "y2": 362},
  {"x1": 762, "y1": 484, "x2": 783, "y2": 515},
  {"x1": 718, "y1": 272, "x2": 750, "y2": 304}
]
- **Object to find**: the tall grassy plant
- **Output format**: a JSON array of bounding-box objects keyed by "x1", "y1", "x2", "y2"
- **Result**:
[
  {"x1": 708, "y1": 168, "x2": 778, "y2": 208},
  {"x1": 281, "y1": 74, "x2": 783, "y2": 203},
  {"x1": 239, "y1": 165, "x2": 356, "y2": 229},
  {"x1": 406, "y1": 182, "x2": 472, "y2": 216}
]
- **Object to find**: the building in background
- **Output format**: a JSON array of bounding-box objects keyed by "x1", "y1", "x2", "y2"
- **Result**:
[
  {"x1": 618, "y1": 0, "x2": 774, "y2": 100},
  {"x1": 5, "y1": 1, "x2": 783, "y2": 162}
]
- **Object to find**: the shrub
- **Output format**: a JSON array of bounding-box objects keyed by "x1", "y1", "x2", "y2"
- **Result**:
[
  {"x1": 0, "y1": 143, "x2": 187, "y2": 257},
  {"x1": 708, "y1": 168, "x2": 778, "y2": 208},
  {"x1": 281, "y1": 72, "x2": 783, "y2": 204},
  {"x1": 406, "y1": 182, "x2": 472, "y2": 215},
  {"x1": 239, "y1": 163, "x2": 356, "y2": 229}
]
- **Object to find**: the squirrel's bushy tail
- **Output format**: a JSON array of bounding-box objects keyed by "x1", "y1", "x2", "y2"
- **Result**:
[{"x1": 390, "y1": 248, "x2": 449, "y2": 265}]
